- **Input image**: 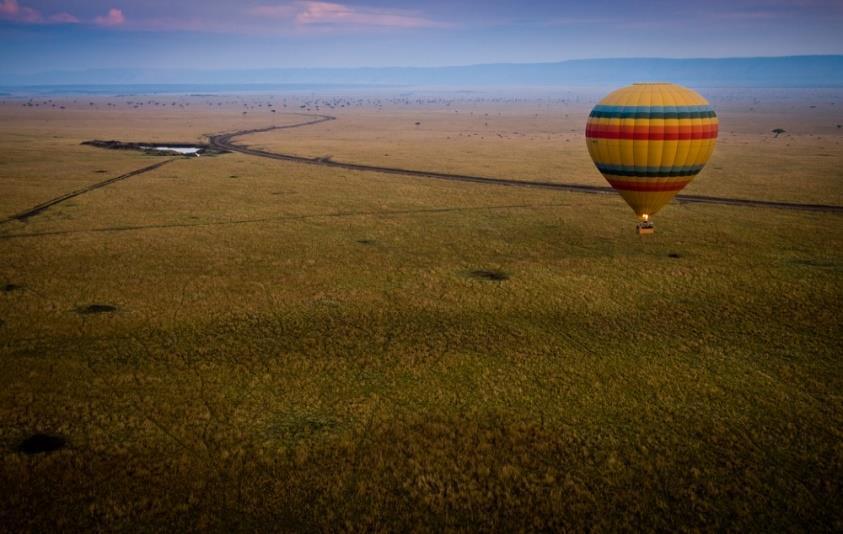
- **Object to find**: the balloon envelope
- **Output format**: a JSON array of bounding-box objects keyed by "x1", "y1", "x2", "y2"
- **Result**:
[{"x1": 586, "y1": 83, "x2": 718, "y2": 219}]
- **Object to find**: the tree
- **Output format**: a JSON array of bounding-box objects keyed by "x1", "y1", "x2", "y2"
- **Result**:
[{"x1": 771, "y1": 128, "x2": 786, "y2": 138}]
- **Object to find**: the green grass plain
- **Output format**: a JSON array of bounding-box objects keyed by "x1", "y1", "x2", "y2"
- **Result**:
[{"x1": 0, "y1": 91, "x2": 841, "y2": 531}]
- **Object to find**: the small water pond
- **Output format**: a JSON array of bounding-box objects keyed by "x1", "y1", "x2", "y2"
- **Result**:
[{"x1": 141, "y1": 146, "x2": 202, "y2": 155}]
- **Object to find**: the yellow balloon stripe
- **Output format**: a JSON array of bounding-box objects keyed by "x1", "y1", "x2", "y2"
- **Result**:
[
  {"x1": 585, "y1": 117, "x2": 719, "y2": 128},
  {"x1": 588, "y1": 138, "x2": 718, "y2": 166}
]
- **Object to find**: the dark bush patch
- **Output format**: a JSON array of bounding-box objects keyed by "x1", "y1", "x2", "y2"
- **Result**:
[
  {"x1": 229, "y1": 175, "x2": 239, "y2": 179},
  {"x1": 2, "y1": 283, "x2": 24, "y2": 292},
  {"x1": 791, "y1": 259, "x2": 838, "y2": 270},
  {"x1": 292, "y1": 417, "x2": 337, "y2": 435},
  {"x1": 469, "y1": 270, "x2": 509, "y2": 281},
  {"x1": 17, "y1": 433, "x2": 66, "y2": 455},
  {"x1": 269, "y1": 416, "x2": 339, "y2": 440},
  {"x1": 77, "y1": 304, "x2": 118, "y2": 314},
  {"x1": 357, "y1": 239, "x2": 376, "y2": 245},
  {"x1": 94, "y1": 170, "x2": 108, "y2": 174},
  {"x1": 668, "y1": 253, "x2": 682, "y2": 259}
]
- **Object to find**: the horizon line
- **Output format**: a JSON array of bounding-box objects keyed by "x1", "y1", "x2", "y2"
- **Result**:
[{"x1": 7, "y1": 54, "x2": 843, "y2": 77}]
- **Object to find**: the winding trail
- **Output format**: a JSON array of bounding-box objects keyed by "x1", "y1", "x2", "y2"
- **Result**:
[
  {"x1": 210, "y1": 114, "x2": 843, "y2": 215},
  {"x1": 3, "y1": 112, "x2": 839, "y2": 232}
]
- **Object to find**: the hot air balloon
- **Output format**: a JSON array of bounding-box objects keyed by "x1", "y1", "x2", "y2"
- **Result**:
[{"x1": 585, "y1": 83, "x2": 718, "y2": 234}]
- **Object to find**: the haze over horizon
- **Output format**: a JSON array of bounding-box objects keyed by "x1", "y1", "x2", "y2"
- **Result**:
[{"x1": 2, "y1": 0, "x2": 843, "y2": 77}]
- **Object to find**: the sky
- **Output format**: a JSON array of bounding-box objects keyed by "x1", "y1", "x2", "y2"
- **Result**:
[{"x1": 1, "y1": 0, "x2": 842, "y2": 74}]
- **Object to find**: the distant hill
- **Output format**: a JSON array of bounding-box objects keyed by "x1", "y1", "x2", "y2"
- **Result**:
[{"x1": 3, "y1": 56, "x2": 842, "y2": 88}]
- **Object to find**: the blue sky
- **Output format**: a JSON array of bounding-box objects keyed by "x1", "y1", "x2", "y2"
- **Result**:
[{"x1": 2, "y1": 0, "x2": 842, "y2": 73}]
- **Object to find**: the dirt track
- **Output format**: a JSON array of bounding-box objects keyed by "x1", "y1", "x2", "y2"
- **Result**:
[
  {"x1": 0, "y1": 158, "x2": 177, "y2": 226},
  {"x1": 209, "y1": 114, "x2": 843, "y2": 215}
]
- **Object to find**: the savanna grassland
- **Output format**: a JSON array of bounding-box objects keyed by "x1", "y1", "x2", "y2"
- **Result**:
[{"x1": 0, "y1": 90, "x2": 841, "y2": 531}]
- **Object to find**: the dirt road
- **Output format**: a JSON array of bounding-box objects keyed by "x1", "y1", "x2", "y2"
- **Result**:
[{"x1": 209, "y1": 114, "x2": 843, "y2": 215}]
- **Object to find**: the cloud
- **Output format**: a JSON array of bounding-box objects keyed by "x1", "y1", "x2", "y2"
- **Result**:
[
  {"x1": 0, "y1": 0, "x2": 82, "y2": 24},
  {"x1": 249, "y1": 4, "x2": 299, "y2": 19},
  {"x1": 697, "y1": 0, "x2": 843, "y2": 21},
  {"x1": 0, "y1": 0, "x2": 18, "y2": 16},
  {"x1": 49, "y1": 12, "x2": 80, "y2": 24},
  {"x1": 250, "y1": 1, "x2": 448, "y2": 29},
  {"x1": 1, "y1": 1, "x2": 445, "y2": 33},
  {"x1": 95, "y1": 8, "x2": 125, "y2": 27},
  {"x1": 0, "y1": 0, "x2": 42, "y2": 23}
]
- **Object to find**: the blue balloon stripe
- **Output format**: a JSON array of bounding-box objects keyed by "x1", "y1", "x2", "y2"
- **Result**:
[
  {"x1": 593, "y1": 105, "x2": 713, "y2": 113},
  {"x1": 596, "y1": 163, "x2": 705, "y2": 178},
  {"x1": 589, "y1": 104, "x2": 716, "y2": 120},
  {"x1": 589, "y1": 110, "x2": 717, "y2": 119}
]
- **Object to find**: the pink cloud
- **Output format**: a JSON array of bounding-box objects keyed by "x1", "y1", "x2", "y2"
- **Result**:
[
  {"x1": 0, "y1": 0, "x2": 42, "y2": 23},
  {"x1": 250, "y1": 1, "x2": 448, "y2": 29},
  {"x1": 0, "y1": 0, "x2": 83, "y2": 24},
  {"x1": 249, "y1": 4, "x2": 299, "y2": 18},
  {"x1": 0, "y1": 0, "x2": 17, "y2": 15},
  {"x1": 95, "y1": 8, "x2": 125, "y2": 27}
]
